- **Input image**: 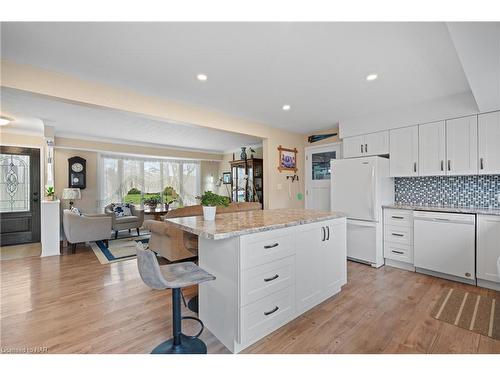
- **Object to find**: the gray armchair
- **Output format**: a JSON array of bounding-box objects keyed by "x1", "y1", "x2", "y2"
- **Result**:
[
  {"x1": 62, "y1": 210, "x2": 112, "y2": 253},
  {"x1": 104, "y1": 203, "x2": 145, "y2": 239}
]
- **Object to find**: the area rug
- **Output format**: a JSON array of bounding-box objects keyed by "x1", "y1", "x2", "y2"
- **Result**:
[
  {"x1": 91, "y1": 235, "x2": 149, "y2": 264},
  {"x1": 431, "y1": 288, "x2": 499, "y2": 340}
]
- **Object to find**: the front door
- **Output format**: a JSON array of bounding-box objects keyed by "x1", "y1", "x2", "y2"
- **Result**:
[
  {"x1": 0, "y1": 146, "x2": 41, "y2": 246},
  {"x1": 305, "y1": 143, "x2": 341, "y2": 211}
]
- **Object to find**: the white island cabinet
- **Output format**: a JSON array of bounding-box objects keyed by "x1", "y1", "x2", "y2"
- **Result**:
[{"x1": 167, "y1": 209, "x2": 347, "y2": 353}]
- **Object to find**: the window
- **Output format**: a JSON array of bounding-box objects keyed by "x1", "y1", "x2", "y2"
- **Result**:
[{"x1": 98, "y1": 154, "x2": 200, "y2": 208}]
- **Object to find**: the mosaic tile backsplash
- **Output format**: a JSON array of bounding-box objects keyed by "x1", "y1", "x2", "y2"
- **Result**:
[{"x1": 395, "y1": 175, "x2": 500, "y2": 208}]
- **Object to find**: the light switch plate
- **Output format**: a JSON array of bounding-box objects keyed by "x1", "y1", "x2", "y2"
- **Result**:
[{"x1": 277, "y1": 183, "x2": 283, "y2": 190}]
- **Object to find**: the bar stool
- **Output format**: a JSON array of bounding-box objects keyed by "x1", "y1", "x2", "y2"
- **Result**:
[
  {"x1": 136, "y1": 243, "x2": 215, "y2": 354},
  {"x1": 183, "y1": 231, "x2": 200, "y2": 313}
]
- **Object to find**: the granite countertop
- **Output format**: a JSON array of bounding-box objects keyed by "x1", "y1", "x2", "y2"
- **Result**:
[
  {"x1": 166, "y1": 208, "x2": 347, "y2": 240},
  {"x1": 383, "y1": 204, "x2": 500, "y2": 216}
]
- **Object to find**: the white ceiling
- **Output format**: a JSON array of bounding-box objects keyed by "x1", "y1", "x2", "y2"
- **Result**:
[
  {"x1": 0, "y1": 88, "x2": 262, "y2": 153},
  {"x1": 1, "y1": 22, "x2": 473, "y2": 133}
]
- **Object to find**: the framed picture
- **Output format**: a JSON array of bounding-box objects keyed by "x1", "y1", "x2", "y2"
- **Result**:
[
  {"x1": 277, "y1": 145, "x2": 298, "y2": 173},
  {"x1": 222, "y1": 172, "x2": 231, "y2": 184}
]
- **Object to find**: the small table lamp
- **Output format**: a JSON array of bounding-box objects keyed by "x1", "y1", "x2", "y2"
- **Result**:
[{"x1": 62, "y1": 188, "x2": 81, "y2": 209}]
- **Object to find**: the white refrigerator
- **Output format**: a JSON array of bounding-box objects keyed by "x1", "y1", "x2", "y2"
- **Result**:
[{"x1": 330, "y1": 156, "x2": 393, "y2": 267}]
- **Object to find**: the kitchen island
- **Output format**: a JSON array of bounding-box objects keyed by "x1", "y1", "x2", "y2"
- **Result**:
[{"x1": 166, "y1": 208, "x2": 347, "y2": 353}]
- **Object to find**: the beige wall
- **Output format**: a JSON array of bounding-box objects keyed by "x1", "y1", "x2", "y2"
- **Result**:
[
  {"x1": 55, "y1": 148, "x2": 99, "y2": 212},
  {"x1": 1, "y1": 60, "x2": 306, "y2": 209},
  {"x1": 200, "y1": 160, "x2": 221, "y2": 194}
]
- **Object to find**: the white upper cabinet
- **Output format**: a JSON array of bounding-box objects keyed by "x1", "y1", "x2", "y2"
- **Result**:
[
  {"x1": 342, "y1": 135, "x2": 364, "y2": 158},
  {"x1": 343, "y1": 131, "x2": 389, "y2": 159},
  {"x1": 446, "y1": 116, "x2": 478, "y2": 175},
  {"x1": 478, "y1": 111, "x2": 500, "y2": 175},
  {"x1": 389, "y1": 126, "x2": 419, "y2": 177},
  {"x1": 363, "y1": 131, "x2": 389, "y2": 156},
  {"x1": 418, "y1": 121, "x2": 446, "y2": 176}
]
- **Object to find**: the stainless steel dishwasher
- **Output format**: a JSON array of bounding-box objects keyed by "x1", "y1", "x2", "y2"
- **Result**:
[{"x1": 414, "y1": 211, "x2": 476, "y2": 284}]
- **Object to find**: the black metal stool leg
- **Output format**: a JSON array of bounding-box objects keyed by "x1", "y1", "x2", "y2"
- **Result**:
[
  {"x1": 151, "y1": 288, "x2": 207, "y2": 354},
  {"x1": 187, "y1": 295, "x2": 199, "y2": 313}
]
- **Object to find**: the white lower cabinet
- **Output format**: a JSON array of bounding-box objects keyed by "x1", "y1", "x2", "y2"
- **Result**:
[
  {"x1": 199, "y1": 218, "x2": 347, "y2": 353},
  {"x1": 383, "y1": 208, "x2": 414, "y2": 268},
  {"x1": 477, "y1": 215, "x2": 500, "y2": 290}
]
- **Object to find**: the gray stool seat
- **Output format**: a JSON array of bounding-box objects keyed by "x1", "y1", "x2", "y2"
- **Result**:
[
  {"x1": 136, "y1": 243, "x2": 215, "y2": 354},
  {"x1": 160, "y1": 262, "x2": 214, "y2": 289}
]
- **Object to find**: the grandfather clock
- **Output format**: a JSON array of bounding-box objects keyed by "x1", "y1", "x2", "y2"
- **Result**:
[{"x1": 68, "y1": 156, "x2": 86, "y2": 189}]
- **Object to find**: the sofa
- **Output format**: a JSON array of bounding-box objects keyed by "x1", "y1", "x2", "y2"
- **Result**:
[
  {"x1": 104, "y1": 203, "x2": 145, "y2": 239},
  {"x1": 62, "y1": 210, "x2": 112, "y2": 253},
  {"x1": 145, "y1": 202, "x2": 262, "y2": 262}
]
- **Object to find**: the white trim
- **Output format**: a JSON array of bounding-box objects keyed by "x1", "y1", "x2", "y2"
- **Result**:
[
  {"x1": 56, "y1": 131, "x2": 226, "y2": 155},
  {"x1": 55, "y1": 145, "x2": 222, "y2": 162},
  {"x1": 304, "y1": 141, "x2": 342, "y2": 152}
]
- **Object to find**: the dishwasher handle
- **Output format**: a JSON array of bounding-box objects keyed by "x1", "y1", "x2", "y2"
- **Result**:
[{"x1": 413, "y1": 213, "x2": 475, "y2": 225}]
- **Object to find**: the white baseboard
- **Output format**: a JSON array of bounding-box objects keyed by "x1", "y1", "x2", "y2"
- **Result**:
[{"x1": 385, "y1": 258, "x2": 415, "y2": 272}]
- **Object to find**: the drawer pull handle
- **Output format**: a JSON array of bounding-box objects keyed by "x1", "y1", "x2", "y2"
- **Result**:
[
  {"x1": 391, "y1": 216, "x2": 404, "y2": 219},
  {"x1": 264, "y1": 306, "x2": 279, "y2": 316},
  {"x1": 391, "y1": 233, "x2": 404, "y2": 237},
  {"x1": 264, "y1": 274, "x2": 279, "y2": 282},
  {"x1": 264, "y1": 243, "x2": 279, "y2": 249},
  {"x1": 392, "y1": 250, "x2": 404, "y2": 255}
]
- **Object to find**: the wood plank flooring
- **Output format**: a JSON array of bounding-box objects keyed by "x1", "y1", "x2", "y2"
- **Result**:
[{"x1": 1, "y1": 245, "x2": 499, "y2": 354}]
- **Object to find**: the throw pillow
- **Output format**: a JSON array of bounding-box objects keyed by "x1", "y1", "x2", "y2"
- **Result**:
[
  {"x1": 113, "y1": 203, "x2": 132, "y2": 217},
  {"x1": 70, "y1": 207, "x2": 83, "y2": 216}
]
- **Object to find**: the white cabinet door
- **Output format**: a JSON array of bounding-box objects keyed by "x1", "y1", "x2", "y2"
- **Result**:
[
  {"x1": 418, "y1": 121, "x2": 446, "y2": 176},
  {"x1": 342, "y1": 136, "x2": 364, "y2": 158},
  {"x1": 390, "y1": 126, "x2": 419, "y2": 177},
  {"x1": 295, "y1": 223, "x2": 323, "y2": 315},
  {"x1": 478, "y1": 111, "x2": 500, "y2": 175},
  {"x1": 446, "y1": 116, "x2": 478, "y2": 175},
  {"x1": 364, "y1": 131, "x2": 389, "y2": 156},
  {"x1": 321, "y1": 220, "x2": 347, "y2": 296},
  {"x1": 477, "y1": 215, "x2": 500, "y2": 283}
]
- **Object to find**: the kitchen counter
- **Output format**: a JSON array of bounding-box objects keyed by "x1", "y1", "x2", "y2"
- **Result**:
[
  {"x1": 383, "y1": 204, "x2": 500, "y2": 216},
  {"x1": 166, "y1": 208, "x2": 347, "y2": 240}
]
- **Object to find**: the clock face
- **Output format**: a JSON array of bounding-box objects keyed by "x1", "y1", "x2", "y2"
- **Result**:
[{"x1": 72, "y1": 163, "x2": 83, "y2": 173}]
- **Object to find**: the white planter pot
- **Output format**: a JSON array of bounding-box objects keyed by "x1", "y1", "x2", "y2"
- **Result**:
[{"x1": 203, "y1": 206, "x2": 217, "y2": 221}]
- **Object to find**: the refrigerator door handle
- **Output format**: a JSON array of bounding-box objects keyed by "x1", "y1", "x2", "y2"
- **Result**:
[{"x1": 371, "y1": 166, "x2": 376, "y2": 221}]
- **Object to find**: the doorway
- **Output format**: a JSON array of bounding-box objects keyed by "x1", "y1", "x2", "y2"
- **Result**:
[
  {"x1": 305, "y1": 143, "x2": 342, "y2": 211},
  {"x1": 0, "y1": 146, "x2": 41, "y2": 246}
]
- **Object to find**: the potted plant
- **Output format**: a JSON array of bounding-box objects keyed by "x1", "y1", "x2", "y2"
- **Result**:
[
  {"x1": 199, "y1": 191, "x2": 230, "y2": 221},
  {"x1": 143, "y1": 194, "x2": 161, "y2": 209},
  {"x1": 45, "y1": 186, "x2": 55, "y2": 201},
  {"x1": 163, "y1": 186, "x2": 179, "y2": 211}
]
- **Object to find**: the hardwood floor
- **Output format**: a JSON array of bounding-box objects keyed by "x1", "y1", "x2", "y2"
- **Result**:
[{"x1": 1, "y1": 245, "x2": 499, "y2": 354}]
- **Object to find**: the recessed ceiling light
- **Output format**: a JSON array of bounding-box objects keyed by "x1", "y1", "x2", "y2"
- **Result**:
[
  {"x1": 366, "y1": 73, "x2": 378, "y2": 81},
  {"x1": 282, "y1": 104, "x2": 291, "y2": 111},
  {"x1": 197, "y1": 74, "x2": 208, "y2": 81},
  {"x1": 0, "y1": 117, "x2": 12, "y2": 126}
]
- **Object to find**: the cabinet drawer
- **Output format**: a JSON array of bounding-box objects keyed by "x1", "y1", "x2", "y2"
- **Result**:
[
  {"x1": 240, "y1": 231, "x2": 294, "y2": 269},
  {"x1": 384, "y1": 225, "x2": 413, "y2": 245},
  {"x1": 384, "y1": 209, "x2": 413, "y2": 227},
  {"x1": 384, "y1": 242, "x2": 413, "y2": 263},
  {"x1": 241, "y1": 256, "x2": 294, "y2": 306},
  {"x1": 240, "y1": 287, "x2": 294, "y2": 345}
]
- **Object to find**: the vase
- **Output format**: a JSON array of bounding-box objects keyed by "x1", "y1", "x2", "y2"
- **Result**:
[
  {"x1": 202, "y1": 206, "x2": 217, "y2": 221},
  {"x1": 240, "y1": 147, "x2": 247, "y2": 160}
]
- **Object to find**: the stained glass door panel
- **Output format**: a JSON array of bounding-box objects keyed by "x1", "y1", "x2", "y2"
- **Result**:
[{"x1": 0, "y1": 146, "x2": 40, "y2": 245}]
